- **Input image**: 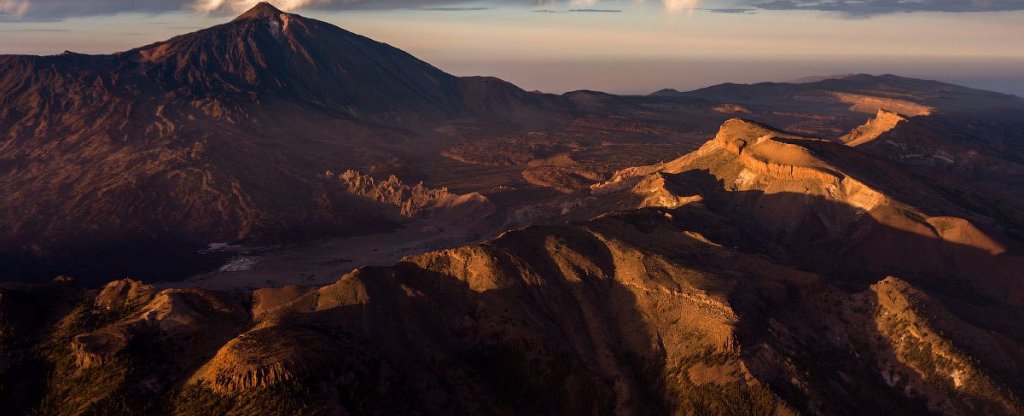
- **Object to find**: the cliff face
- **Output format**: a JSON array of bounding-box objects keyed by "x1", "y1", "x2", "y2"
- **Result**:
[
  {"x1": 841, "y1": 109, "x2": 908, "y2": 147},
  {"x1": 585, "y1": 119, "x2": 1024, "y2": 311}
]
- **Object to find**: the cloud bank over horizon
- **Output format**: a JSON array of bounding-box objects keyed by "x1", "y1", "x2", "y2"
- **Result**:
[
  {"x1": 752, "y1": 0, "x2": 1024, "y2": 16},
  {"x1": 3, "y1": 0, "x2": 1023, "y2": 21}
]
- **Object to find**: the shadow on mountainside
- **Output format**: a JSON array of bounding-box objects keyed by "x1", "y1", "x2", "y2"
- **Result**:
[
  {"x1": 663, "y1": 168, "x2": 1024, "y2": 342},
  {"x1": 5, "y1": 222, "x2": 781, "y2": 415},
  {"x1": 182, "y1": 204, "x2": 1022, "y2": 414},
  {"x1": 0, "y1": 202, "x2": 403, "y2": 288},
  {"x1": 5, "y1": 203, "x2": 1024, "y2": 414},
  {"x1": 256, "y1": 227, "x2": 716, "y2": 414}
]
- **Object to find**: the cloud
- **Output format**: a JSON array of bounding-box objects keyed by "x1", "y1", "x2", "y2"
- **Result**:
[
  {"x1": 0, "y1": 0, "x2": 646, "y2": 20},
  {"x1": 750, "y1": 0, "x2": 1024, "y2": 16},
  {"x1": 190, "y1": 0, "x2": 329, "y2": 13},
  {"x1": 698, "y1": 7, "x2": 754, "y2": 14},
  {"x1": 568, "y1": 8, "x2": 621, "y2": 12},
  {"x1": 3, "y1": 0, "x2": 1020, "y2": 21},
  {"x1": 416, "y1": 6, "x2": 491, "y2": 10},
  {"x1": 0, "y1": 27, "x2": 66, "y2": 31},
  {"x1": 2, "y1": 0, "x2": 189, "y2": 21},
  {"x1": 0, "y1": 0, "x2": 30, "y2": 18},
  {"x1": 0, "y1": 0, "x2": 463, "y2": 20},
  {"x1": 661, "y1": 0, "x2": 700, "y2": 14},
  {"x1": 533, "y1": 7, "x2": 620, "y2": 12}
]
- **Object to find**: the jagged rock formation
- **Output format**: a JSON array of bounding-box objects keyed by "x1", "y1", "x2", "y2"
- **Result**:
[
  {"x1": 331, "y1": 170, "x2": 495, "y2": 220},
  {"x1": 841, "y1": 109, "x2": 908, "y2": 147}
]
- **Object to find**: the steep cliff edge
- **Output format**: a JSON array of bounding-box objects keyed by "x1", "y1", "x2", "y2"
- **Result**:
[{"x1": 587, "y1": 119, "x2": 1024, "y2": 309}]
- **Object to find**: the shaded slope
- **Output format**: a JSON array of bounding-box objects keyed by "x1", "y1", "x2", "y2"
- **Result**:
[
  {"x1": 654, "y1": 74, "x2": 1024, "y2": 141},
  {"x1": 588, "y1": 119, "x2": 1024, "y2": 325},
  {"x1": 0, "y1": 3, "x2": 563, "y2": 285},
  {"x1": 0, "y1": 2, "x2": 462, "y2": 126},
  {"x1": 4, "y1": 205, "x2": 1023, "y2": 415}
]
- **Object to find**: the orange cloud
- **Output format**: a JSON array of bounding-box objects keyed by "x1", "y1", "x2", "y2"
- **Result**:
[{"x1": 661, "y1": 0, "x2": 699, "y2": 14}]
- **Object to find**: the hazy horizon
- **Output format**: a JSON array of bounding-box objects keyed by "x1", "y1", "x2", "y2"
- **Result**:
[{"x1": 1, "y1": 1, "x2": 1022, "y2": 97}]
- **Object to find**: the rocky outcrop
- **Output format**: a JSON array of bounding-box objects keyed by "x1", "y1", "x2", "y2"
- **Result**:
[
  {"x1": 136, "y1": 289, "x2": 248, "y2": 333},
  {"x1": 586, "y1": 118, "x2": 1024, "y2": 306},
  {"x1": 185, "y1": 208, "x2": 793, "y2": 413},
  {"x1": 70, "y1": 327, "x2": 132, "y2": 369},
  {"x1": 331, "y1": 170, "x2": 495, "y2": 220},
  {"x1": 94, "y1": 279, "x2": 156, "y2": 312},
  {"x1": 842, "y1": 109, "x2": 908, "y2": 147},
  {"x1": 713, "y1": 119, "x2": 844, "y2": 184},
  {"x1": 863, "y1": 277, "x2": 1022, "y2": 415},
  {"x1": 194, "y1": 327, "x2": 343, "y2": 393},
  {"x1": 520, "y1": 153, "x2": 605, "y2": 193},
  {"x1": 3, "y1": 200, "x2": 1024, "y2": 415}
]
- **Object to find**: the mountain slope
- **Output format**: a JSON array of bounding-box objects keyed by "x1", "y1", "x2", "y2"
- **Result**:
[
  {"x1": 0, "y1": 3, "x2": 460, "y2": 125},
  {"x1": 653, "y1": 74, "x2": 1024, "y2": 144},
  {"x1": 4, "y1": 205, "x2": 1022, "y2": 415},
  {"x1": 5, "y1": 5, "x2": 1021, "y2": 289},
  {"x1": 0, "y1": 3, "x2": 564, "y2": 285},
  {"x1": 3, "y1": 108, "x2": 1024, "y2": 414},
  {"x1": 592, "y1": 119, "x2": 1024, "y2": 305}
]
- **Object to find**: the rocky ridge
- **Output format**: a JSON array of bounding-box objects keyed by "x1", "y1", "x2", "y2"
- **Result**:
[{"x1": 4, "y1": 118, "x2": 1024, "y2": 414}]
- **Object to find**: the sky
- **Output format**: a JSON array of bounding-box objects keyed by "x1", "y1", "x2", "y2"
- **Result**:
[{"x1": 1, "y1": 0, "x2": 1022, "y2": 96}]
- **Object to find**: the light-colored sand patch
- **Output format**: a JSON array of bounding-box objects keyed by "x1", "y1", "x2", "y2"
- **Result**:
[
  {"x1": 219, "y1": 256, "x2": 264, "y2": 272},
  {"x1": 833, "y1": 92, "x2": 932, "y2": 117}
]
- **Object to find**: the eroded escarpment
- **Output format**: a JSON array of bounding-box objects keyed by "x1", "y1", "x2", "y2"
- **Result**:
[
  {"x1": 584, "y1": 118, "x2": 1024, "y2": 308},
  {"x1": 841, "y1": 109, "x2": 909, "y2": 147}
]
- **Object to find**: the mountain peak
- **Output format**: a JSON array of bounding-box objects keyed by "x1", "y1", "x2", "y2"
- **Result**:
[
  {"x1": 234, "y1": 2, "x2": 286, "y2": 21},
  {"x1": 713, "y1": 118, "x2": 806, "y2": 155}
]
